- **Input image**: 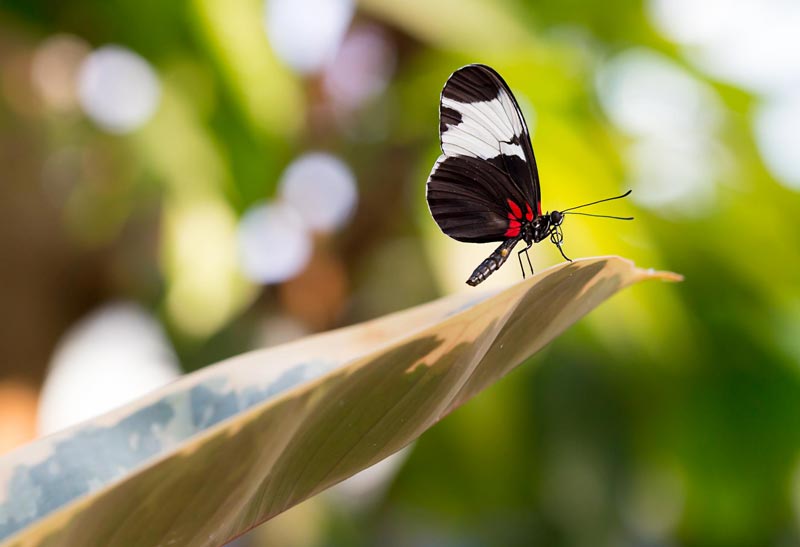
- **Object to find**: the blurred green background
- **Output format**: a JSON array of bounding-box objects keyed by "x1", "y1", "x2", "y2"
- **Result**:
[{"x1": 2, "y1": 0, "x2": 800, "y2": 545}]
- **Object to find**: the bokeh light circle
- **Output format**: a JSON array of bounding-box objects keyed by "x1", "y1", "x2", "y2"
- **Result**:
[
  {"x1": 238, "y1": 201, "x2": 312, "y2": 284},
  {"x1": 596, "y1": 49, "x2": 723, "y2": 215},
  {"x1": 38, "y1": 302, "x2": 180, "y2": 435},
  {"x1": 0, "y1": 380, "x2": 39, "y2": 452},
  {"x1": 279, "y1": 152, "x2": 357, "y2": 232},
  {"x1": 626, "y1": 135, "x2": 717, "y2": 215},
  {"x1": 323, "y1": 25, "x2": 395, "y2": 110},
  {"x1": 596, "y1": 49, "x2": 721, "y2": 138},
  {"x1": 31, "y1": 34, "x2": 90, "y2": 113},
  {"x1": 265, "y1": 0, "x2": 354, "y2": 74},
  {"x1": 755, "y1": 95, "x2": 800, "y2": 191},
  {"x1": 77, "y1": 45, "x2": 161, "y2": 134},
  {"x1": 648, "y1": 0, "x2": 800, "y2": 94}
]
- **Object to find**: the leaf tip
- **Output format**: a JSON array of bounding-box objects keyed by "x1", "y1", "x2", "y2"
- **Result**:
[{"x1": 632, "y1": 265, "x2": 683, "y2": 283}]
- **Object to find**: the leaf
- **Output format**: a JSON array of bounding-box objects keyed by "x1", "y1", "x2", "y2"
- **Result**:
[{"x1": 0, "y1": 256, "x2": 680, "y2": 547}]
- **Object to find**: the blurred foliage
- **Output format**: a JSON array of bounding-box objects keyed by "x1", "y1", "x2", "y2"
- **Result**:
[{"x1": 1, "y1": 0, "x2": 800, "y2": 546}]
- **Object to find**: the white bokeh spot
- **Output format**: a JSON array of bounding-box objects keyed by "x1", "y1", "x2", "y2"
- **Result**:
[
  {"x1": 626, "y1": 135, "x2": 718, "y2": 216},
  {"x1": 323, "y1": 24, "x2": 395, "y2": 110},
  {"x1": 78, "y1": 45, "x2": 161, "y2": 134},
  {"x1": 38, "y1": 302, "x2": 180, "y2": 435},
  {"x1": 279, "y1": 152, "x2": 357, "y2": 232},
  {"x1": 648, "y1": 0, "x2": 800, "y2": 94},
  {"x1": 238, "y1": 201, "x2": 312, "y2": 284},
  {"x1": 596, "y1": 48, "x2": 721, "y2": 138},
  {"x1": 596, "y1": 49, "x2": 724, "y2": 215},
  {"x1": 265, "y1": 0, "x2": 354, "y2": 74},
  {"x1": 754, "y1": 95, "x2": 800, "y2": 191}
]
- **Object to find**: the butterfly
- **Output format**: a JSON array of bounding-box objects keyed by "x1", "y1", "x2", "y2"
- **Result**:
[{"x1": 426, "y1": 64, "x2": 633, "y2": 286}]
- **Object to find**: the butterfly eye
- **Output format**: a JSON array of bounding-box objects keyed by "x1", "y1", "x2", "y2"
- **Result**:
[{"x1": 550, "y1": 211, "x2": 563, "y2": 225}]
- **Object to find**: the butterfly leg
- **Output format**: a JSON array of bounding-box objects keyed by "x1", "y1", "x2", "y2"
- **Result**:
[
  {"x1": 550, "y1": 226, "x2": 572, "y2": 263},
  {"x1": 517, "y1": 243, "x2": 534, "y2": 278},
  {"x1": 556, "y1": 243, "x2": 572, "y2": 262}
]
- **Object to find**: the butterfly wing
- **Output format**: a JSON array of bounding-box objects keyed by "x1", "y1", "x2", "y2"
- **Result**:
[{"x1": 426, "y1": 64, "x2": 541, "y2": 243}]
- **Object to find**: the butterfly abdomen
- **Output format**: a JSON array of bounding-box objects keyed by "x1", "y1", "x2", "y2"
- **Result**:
[{"x1": 467, "y1": 238, "x2": 521, "y2": 286}]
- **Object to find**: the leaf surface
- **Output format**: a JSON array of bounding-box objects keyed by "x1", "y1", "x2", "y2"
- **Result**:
[{"x1": 0, "y1": 256, "x2": 680, "y2": 547}]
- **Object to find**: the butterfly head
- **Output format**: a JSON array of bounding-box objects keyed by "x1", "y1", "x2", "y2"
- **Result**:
[
  {"x1": 547, "y1": 211, "x2": 566, "y2": 250},
  {"x1": 530, "y1": 210, "x2": 564, "y2": 244},
  {"x1": 544, "y1": 210, "x2": 566, "y2": 250},
  {"x1": 544, "y1": 191, "x2": 634, "y2": 261}
]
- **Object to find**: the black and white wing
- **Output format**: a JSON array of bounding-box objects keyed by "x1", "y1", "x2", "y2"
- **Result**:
[{"x1": 426, "y1": 64, "x2": 541, "y2": 243}]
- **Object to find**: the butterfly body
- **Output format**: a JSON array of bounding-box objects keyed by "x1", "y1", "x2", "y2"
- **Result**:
[
  {"x1": 466, "y1": 210, "x2": 564, "y2": 286},
  {"x1": 426, "y1": 64, "x2": 630, "y2": 286}
]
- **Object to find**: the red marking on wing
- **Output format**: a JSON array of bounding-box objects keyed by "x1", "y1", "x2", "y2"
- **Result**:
[
  {"x1": 505, "y1": 216, "x2": 521, "y2": 237},
  {"x1": 537, "y1": 201, "x2": 542, "y2": 216},
  {"x1": 507, "y1": 199, "x2": 522, "y2": 219},
  {"x1": 525, "y1": 202, "x2": 534, "y2": 221}
]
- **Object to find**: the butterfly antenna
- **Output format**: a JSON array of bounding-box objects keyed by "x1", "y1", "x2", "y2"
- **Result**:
[
  {"x1": 563, "y1": 212, "x2": 634, "y2": 221},
  {"x1": 560, "y1": 190, "x2": 632, "y2": 213}
]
